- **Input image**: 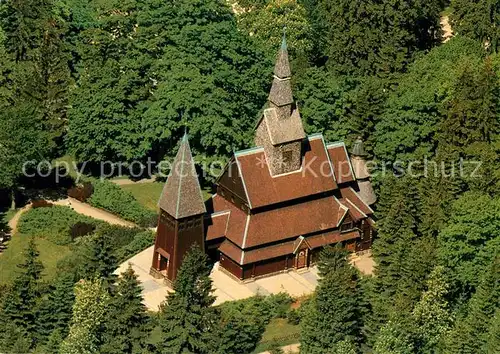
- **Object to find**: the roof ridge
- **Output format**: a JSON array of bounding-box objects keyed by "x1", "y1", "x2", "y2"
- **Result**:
[{"x1": 175, "y1": 138, "x2": 187, "y2": 218}]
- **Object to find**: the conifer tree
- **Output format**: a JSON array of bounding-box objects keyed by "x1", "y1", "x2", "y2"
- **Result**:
[
  {"x1": 158, "y1": 244, "x2": 218, "y2": 354},
  {"x1": 451, "y1": 0, "x2": 500, "y2": 52},
  {"x1": 316, "y1": 243, "x2": 349, "y2": 278},
  {"x1": 36, "y1": 273, "x2": 76, "y2": 347},
  {"x1": 81, "y1": 233, "x2": 117, "y2": 283},
  {"x1": 307, "y1": 0, "x2": 444, "y2": 75},
  {"x1": 366, "y1": 176, "x2": 439, "y2": 345},
  {"x1": 444, "y1": 258, "x2": 500, "y2": 352},
  {"x1": 60, "y1": 278, "x2": 110, "y2": 354},
  {"x1": 300, "y1": 245, "x2": 361, "y2": 353},
  {"x1": 438, "y1": 58, "x2": 499, "y2": 162},
  {"x1": 100, "y1": 265, "x2": 149, "y2": 354},
  {"x1": 437, "y1": 193, "x2": 500, "y2": 298},
  {"x1": 1, "y1": 0, "x2": 71, "y2": 146},
  {"x1": 0, "y1": 237, "x2": 43, "y2": 351},
  {"x1": 485, "y1": 309, "x2": 500, "y2": 352}
]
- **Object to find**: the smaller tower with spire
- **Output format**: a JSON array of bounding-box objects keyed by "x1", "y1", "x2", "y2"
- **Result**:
[
  {"x1": 255, "y1": 33, "x2": 306, "y2": 176},
  {"x1": 350, "y1": 137, "x2": 377, "y2": 206},
  {"x1": 150, "y1": 133, "x2": 206, "y2": 285}
]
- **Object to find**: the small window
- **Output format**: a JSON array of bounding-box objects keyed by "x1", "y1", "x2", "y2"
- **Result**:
[
  {"x1": 282, "y1": 150, "x2": 293, "y2": 165},
  {"x1": 340, "y1": 222, "x2": 354, "y2": 232}
]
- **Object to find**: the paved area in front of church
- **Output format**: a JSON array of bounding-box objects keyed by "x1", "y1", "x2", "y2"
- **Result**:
[
  {"x1": 115, "y1": 246, "x2": 320, "y2": 311},
  {"x1": 115, "y1": 246, "x2": 375, "y2": 311}
]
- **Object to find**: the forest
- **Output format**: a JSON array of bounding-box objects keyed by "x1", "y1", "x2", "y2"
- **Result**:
[{"x1": 0, "y1": 0, "x2": 499, "y2": 353}]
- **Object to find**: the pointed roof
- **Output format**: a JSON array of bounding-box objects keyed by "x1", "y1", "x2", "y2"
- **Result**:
[
  {"x1": 274, "y1": 34, "x2": 291, "y2": 79},
  {"x1": 351, "y1": 137, "x2": 368, "y2": 157},
  {"x1": 269, "y1": 34, "x2": 293, "y2": 107},
  {"x1": 158, "y1": 133, "x2": 206, "y2": 219}
]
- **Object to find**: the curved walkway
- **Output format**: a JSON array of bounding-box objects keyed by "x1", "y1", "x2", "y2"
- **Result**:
[
  {"x1": 8, "y1": 204, "x2": 32, "y2": 234},
  {"x1": 53, "y1": 198, "x2": 136, "y2": 227}
]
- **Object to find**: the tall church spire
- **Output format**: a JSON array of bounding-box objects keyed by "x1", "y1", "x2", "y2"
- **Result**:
[
  {"x1": 158, "y1": 133, "x2": 206, "y2": 219},
  {"x1": 273, "y1": 32, "x2": 292, "y2": 79},
  {"x1": 255, "y1": 34, "x2": 306, "y2": 176},
  {"x1": 268, "y1": 33, "x2": 294, "y2": 110}
]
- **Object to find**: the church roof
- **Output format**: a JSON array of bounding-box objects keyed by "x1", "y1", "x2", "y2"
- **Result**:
[
  {"x1": 326, "y1": 142, "x2": 356, "y2": 184},
  {"x1": 273, "y1": 34, "x2": 291, "y2": 79},
  {"x1": 234, "y1": 135, "x2": 338, "y2": 209},
  {"x1": 268, "y1": 77, "x2": 294, "y2": 107},
  {"x1": 158, "y1": 134, "x2": 206, "y2": 219},
  {"x1": 268, "y1": 35, "x2": 293, "y2": 107},
  {"x1": 211, "y1": 194, "x2": 347, "y2": 250},
  {"x1": 262, "y1": 107, "x2": 305, "y2": 145},
  {"x1": 218, "y1": 229, "x2": 361, "y2": 265}
]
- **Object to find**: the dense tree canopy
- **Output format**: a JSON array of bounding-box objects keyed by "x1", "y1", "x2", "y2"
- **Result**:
[
  {"x1": 451, "y1": 0, "x2": 500, "y2": 52},
  {"x1": 1, "y1": 0, "x2": 500, "y2": 353}
]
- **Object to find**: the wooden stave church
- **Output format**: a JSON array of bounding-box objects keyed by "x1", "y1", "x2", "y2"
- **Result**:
[{"x1": 150, "y1": 37, "x2": 377, "y2": 284}]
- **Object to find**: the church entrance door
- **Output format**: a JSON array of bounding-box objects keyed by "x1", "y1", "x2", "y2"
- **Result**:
[{"x1": 296, "y1": 249, "x2": 308, "y2": 269}]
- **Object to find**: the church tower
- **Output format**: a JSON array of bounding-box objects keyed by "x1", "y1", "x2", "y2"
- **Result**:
[
  {"x1": 255, "y1": 35, "x2": 306, "y2": 176},
  {"x1": 150, "y1": 133, "x2": 206, "y2": 285},
  {"x1": 350, "y1": 137, "x2": 377, "y2": 206}
]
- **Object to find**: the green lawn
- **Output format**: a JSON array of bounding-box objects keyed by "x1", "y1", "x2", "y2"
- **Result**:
[
  {"x1": 120, "y1": 183, "x2": 164, "y2": 211},
  {"x1": 0, "y1": 234, "x2": 71, "y2": 284},
  {"x1": 121, "y1": 182, "x2": 212, "y2": 212},
  {"x1": 252, "y1": 318, "x2": 301, "y2": 353},
  {"x1": 1, "y1": 209, "x2": 17, "y2": 227}
]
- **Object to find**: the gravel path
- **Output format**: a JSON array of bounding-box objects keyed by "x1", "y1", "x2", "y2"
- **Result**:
[
  {"x1": 7, "y1": 204, "x2": 32, "y2": 234},
  {"x1": 53, "y1": 198, "x2": 137, "y2": 227},
  {"x1": 441, "y1": 16, "x2": 453, "y2": 42},
  {"x1": 258, "y1": 343, "x2": 300, "y2": 354},
  {"x1": 111, "y1": 177, "x2": 156, "y2": 186}
]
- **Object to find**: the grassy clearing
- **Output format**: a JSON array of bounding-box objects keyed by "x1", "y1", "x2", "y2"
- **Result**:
[
  {"x1": 120, "y1": 182, "x2": 164, "y2": 212},
  {"x1": 252, "y1": 318, "x2": 301, "y2": 353},
  {"x1": 0, "y1": 234, "x2": 71, "y2": 284},
  {"x1": 441, "y1": 6, "x2": 452, "y2": 17},
  {"x1": 1, "y1": 209, "x2": 17, "y2": 227},
  {"x1": 121, "y1": 182, "x2": 212, "y2": 211}
]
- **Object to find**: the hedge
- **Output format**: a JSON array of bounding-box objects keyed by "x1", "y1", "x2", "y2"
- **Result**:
[
  {"x1": 219, "y1": 292, "x2": 294, "y2": 323},
  {"x1": 17, "y1": 206, "x2": 101, "y2": 245},
  {"x1": 114, "y1": 230, "x2": 156, "y2": 263},
  {"x1": 87, "y1": 179, "x2": 157, "y2": 227}
]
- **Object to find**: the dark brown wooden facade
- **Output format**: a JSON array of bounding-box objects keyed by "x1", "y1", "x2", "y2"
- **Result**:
[{"x1": 151, "y1": 211, "x2": 205, "y2": 284}]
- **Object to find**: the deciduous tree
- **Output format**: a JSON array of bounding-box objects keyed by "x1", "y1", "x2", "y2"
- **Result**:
[{"x1": 60, "y1": 278, "x2": 110, "y2": 354}]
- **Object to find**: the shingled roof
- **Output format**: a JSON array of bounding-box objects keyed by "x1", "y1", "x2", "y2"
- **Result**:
[
  {"x1": 262, "y1": 107, "x2": 305, "y2": 145},
  {"x1": 268, "y1": 35, "x2": 293, "y2": 107},
  {"x1": 158, "y1": 134, "x2": 206, "y2": 219},
  {"x1": 235, "y1": 135, "x2": 337, "y2": 209},
  {"x1": 274, "y1": 34, "x2": 291, "y2": 79}
]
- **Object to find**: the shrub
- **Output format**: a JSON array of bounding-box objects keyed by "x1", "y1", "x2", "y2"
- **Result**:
[
  {"x1": 70, "y1": 222, "x2": 96, "y2": 240},
  {"x1": 114, "y1": 230, "x2": 156, "y2": 263},
  {"x1": 68, "y1": 182, "x2": 94, "y2": 202},
  {"x1": 17, "y1": 206, "x2": 100, "y2": 245},
  {"x1": 264, "y1": 293, "x2": 294, "y2": 319},
  {"x1": 94, "y1": 224, "x2": 145, "y2": 250},
  {"x1": 31, "y1": 200, "x2": 53, "y2": 208},
  {"x1": 87, "y1": 179, "x2": 157, "y2": 225},
  {"x1": 286, "y1": 309, "x2": 301, "y2": 325}
]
